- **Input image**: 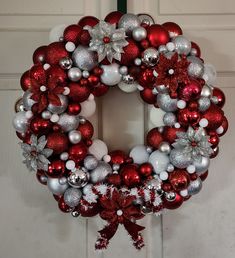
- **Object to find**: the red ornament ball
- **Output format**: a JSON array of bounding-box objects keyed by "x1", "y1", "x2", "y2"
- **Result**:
[
  {"x1": 177, "y1": 108, "x2": 201, "y2": 127},
  {"x1": 45, "y1": 42, "x2": 68, "y2": 65},
  {"x1": 58, "y1": 197, "x2": 73, "y2": 213},
  {"x1": 30, "y1": 64, "x2": 46, "y2": 85},
  {"x1": 47, "y1": 160, "x2": 66, "y2": 178},
  {"x1": 20, "y1": 71, "x2": 32, "y2": 91},
  {"x1": 179, "y1": 79, "x2": 202, "y2": 101},
  {"x1": 77, "y1": 120, "x2": 94, "y2": 140},
  {"x1": 163, "y1": 193, "x2": 184, "y2": 210},
  {"x1": 78, "y1": 201, "x2": 101, "y2": 217},
  {"x1": 208, "y1": 131, "x2": 220, "y2": 148},
  {"x1": 63, "y1": 24, "x2": 82, "y2": 43},
  {"x1": 47, "y1": 65, "x2": 67, "y2": 85},
  {"x1": 200, "y1": 170, "x2": 209, "y2": 181},
  {"x1": 169, "y1": 170, "x2": 190, "y2": 191},
  {"x1": 217, "y1": 116, "x2": 228, "y2": 137},
  {"x1": 191, "y1": 42, "x2": 201, "y2": 57},
  {"x1": 104, "y1": 11, "x2": 123, "y2": 24},
  {"x1": 107, "y1": 174, "x2": 122, "y2": 186},
  {"x1": 163, "y1": 126, "x2": 185, "y2": 144},
  {"x1": 67, "y1": 102, "x2": 81, "y2": 115},
  {"x1": 78, "y1": 30, "x2": 91, "y2": 45},
  {"x1": 147, "y1": 128, "x2": 164, "y2": 148},
  {"x1": 30, "y1": 117, "x2": 52, "y2": 135},
  {"x1": 78, "y1": 16, "x2": 99, "y2": 27},
  {"x1": 46, "y1": 132, "x2": 69, "y2": 154},
  {"x1": 120, "y1": 164, "x2": 141, "y2": 187},
  {"x1": 109, "y1": 150, "x2": 127, "y2": 165},
  {"x1": 69, "y1": 142, "x2": 88, "y2": 162},
  {"x1": 92, "y1": 83, "x2": 109, "y2": 97},
  {"x1": 210, "y1": 146, "x2": 219, "y2": 159},
  {"x1": 202, "y1": 104, "x2": 224, "y2": 130},
  {"x1": 140, "y1": 88, "x2": 156, "y2": 104},
  {"x1": 147, "y1": 24, "x2": 170, "y2": 47},
  {"x1": 162, "y1": 22, "x2": 182, "y2": 37},
  {"x1": 33, "y1": 45, "x2": 47, "y2": 64},
  {"x1": 138, "y1": 68, "x2": 155, "y2": 88},
  {"x1": 212, "y1": 87, "x2": 226, "y2": 108},
  {"x1": 121, "y1": 39, "x2": 140, "y2": 65},
  {"x1": 139, "y1": 163, "x2": 153, "y2": 177},
  {"x1": 68, "y1": 82, "x2": 91, "y2": 102},
  {"x1": 36, "y1": 170, "x2": 47, "y2": 185}
]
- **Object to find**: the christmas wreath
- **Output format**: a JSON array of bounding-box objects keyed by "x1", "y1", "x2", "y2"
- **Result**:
[{"x1": 13, "y1": 12, "x2": 228, "y2": 250}]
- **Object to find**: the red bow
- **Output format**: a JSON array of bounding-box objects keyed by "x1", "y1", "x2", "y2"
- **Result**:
[{"x1": 95, "y1": 189, "x2": 145, "y2": 250}]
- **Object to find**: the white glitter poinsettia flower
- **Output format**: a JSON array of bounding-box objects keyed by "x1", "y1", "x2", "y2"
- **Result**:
[
  {"x1": 88, "y1": 20, "x2": 129, "y2": 62},
  {"x1": 172, "y1": 126, "x2": 213, "y2": 162},
  {"x1": 20, "y1": 135, "x2": 53, "y2": 172}
]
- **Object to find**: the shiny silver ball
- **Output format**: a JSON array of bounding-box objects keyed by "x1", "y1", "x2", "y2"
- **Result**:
[
  {"x1": 137, "y1": 14, "x2": 155, "y2": 25},
  {"x1": 72, "y1": 46, "x2": 97, "y2": 71},
  {"x1": 68, "y1": 169, "x2": 90, "y2": 188},
  {"x1": 141, "y1": 205, "x2": 153, "y2": 215},
  {"x1": 170, "y1": 149, "x2": 192, "y2": 169},
  {"x1": 167, "y1": 163, "x2": 175, "y2": 172},
  {"x1": 118, "y1": 13, "x2": 141, "y2": 35},
  {"x1": 132, "y1": 26, "x2": 147, "y2": 41},
  {"x1": 14, "y1": 97, "x2": 24, "y2": 112},
  {"x1": 22, "y1": 90, "x2": 36, "y2": 111},
  {"x1": 47, "y1": 94, "x2": 68, "y2": 114},
  {"x1": 163, "y1": 112, "x2": 177, "y2": 126},
  {"x1": 60, "y1": 152, "x2": 69, "y2": 161},
  {"x1": 68, "y1": 67, "x2": 82, "y2": 82},
  {"x1": 90, "y1": 161, "x2": 112, "y2": 184},
  {"x1": 58, "y1": 113, "x2": 79, "y2": 132},
  {"x1": 142, "y1": 47, "x2": 159, "y2": 67},
  {"x1": 158, "y1": 45, "x2": 168, "y2": 53},
  {"x1": 40, "y1": 175, "x2": 48, "y2": 184},
  {"x1": 119, "y1": 66, "x2": 128, "y2": 75},
  {"x1": 84, "y1": 155, "x2": 98, "y2": 170},
  {"x1": 71, "y1": 210, "x2": 80, "y2": 217},
  {"x1": 187, "y1": 56, "x2": 204, "y2": 78},
  {"x1": 188, "y1": 178, "x2": 202, "y2": 195},
  {"x1": 165, "y1": 192, "x2": 176, "y2": 202},
  {"x1": 159, "y1": 142, "x2": 171, "y2": 154},
  {"x1": 156, "y1": 85, "x2": 168, "y2": 94},
  {"x1": 68, "y1": 130, "x2": 82, "y2": 144},
  {"x1": 198, "y1": 97, "x2": 211, "y2": 112},
  {"x1": 201, "y1": 85, "x2": 213, "y2": 98},
  {"x1": 157, "y1": 94, "x2": 178, "y2": 112},
  {"x1": 64, "y1": 188, "x2": 82, "y2": 207},
  {"x1": 122, "y1": 74, "x2": 135, "y2": 84},
  {"x1": 59, "y1": 177, "x2": 68, "y2": 185},
  {"x1": 113, "y1": 164, "x2": 120, "y2": 171},
  {"x1": 193, "y1": 157, "x2": 210, "y2": 175},
  {"x1": 12, "y1": 111, "x2": 29, "y2": 133},
  {"x1": 173, "y1": 36, "x2": 191, "y2": 55},
  {"x1": 59, "y1": 57, "x2": 73, "y2": 70},
  {"x1": 202, "y1": 64, "x2": 217, "y2": 85},
  {"x1": 82, "y1": 184, "x2": 93, "y2": 195},
  {"x1": 146, "y1": 179, "x2": 162, "y2": 191},
  {"x1": 47, "y1": 178, "x2": 69, "y2": 195}
]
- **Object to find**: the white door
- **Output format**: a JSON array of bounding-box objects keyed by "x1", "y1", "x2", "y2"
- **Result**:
[{"x1": 1, "y1": 0, "x2": 234, "y2": 258}]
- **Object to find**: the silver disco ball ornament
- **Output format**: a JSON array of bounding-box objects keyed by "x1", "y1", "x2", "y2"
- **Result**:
[
  {"x1": 68, "y1": 169, "x2": 90, "y2": 188},
  {"x1": 142, "y1": 48, "x2": 159, "y2": 67}
]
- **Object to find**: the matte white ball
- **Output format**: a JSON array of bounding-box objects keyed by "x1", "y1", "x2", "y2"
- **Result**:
[
  {"x1": 79, "y1": 99, "x2": 96, "y2": 118},
  {"x1": 88, "y1": 139, "x2": 108, "y2": 160},
  {"x1": 12, "y1": 111, "x2": 29, "y2": 133},
  {"x1": 129, "y1": 145, "x2": 150, "y2": 164},
  {"x1": 149, "y1": 150, "x2": 170, "y2": 174},
  {"x1": 202, "y1": 64, "x2": 217, "y2": 85},
  {"x1": 49, "y1": 24, "x2": 67, "y2": 42},
  {"x1": 118, "y1": 81, "x2": 138, "y2": 93},
  {"x1": 47, "y1": 178, "x2": 68, "y2": 195},
  {"x1": 101, "y1": 64, "x2": 122, "y2": 86}
]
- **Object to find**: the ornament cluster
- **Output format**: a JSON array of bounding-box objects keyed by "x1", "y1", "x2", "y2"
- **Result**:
[{"x1": 13, "y1": 12, "x2": 228, "y2": 250}]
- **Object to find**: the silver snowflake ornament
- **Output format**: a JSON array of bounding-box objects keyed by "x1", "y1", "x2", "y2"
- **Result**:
[
  {"x1": 172, "y1": 126, "x2": 213, "y2": 162},
  {"x1": 20, "y1": 134, "x2": 53, "y2": 172},
  {"x1": 88, "y1": 20, "x2": 129, "y2": 63}
]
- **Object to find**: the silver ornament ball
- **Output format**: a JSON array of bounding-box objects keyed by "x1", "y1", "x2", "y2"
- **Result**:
[
  {"x1": 59, "y1": 177, "x2": 68, "y2": 185},
  {"x1": 173, "y1": 36, "x2": 191, "y2": 55},
  {"x1": 90, "y1": 161, "x2": 112, "y2": 183},
  {"x1": 157, "y1": 94, "x2": 178, "y2": 112},
  {"x1": 193, "y1": 156, "x2": 210, "y2": 175},
  {"x1": 163, "y1": 112, "x2": 177, "y2": 126},
  {"x1": 68, "y1": 67, "x2": 82, "y2": 82},
  {"x1": 71, "y1": 210, "x2": 80, "y2": 217},
  {"x1": 198, "y1": 97, "x2": 211, "y2": 112},
  {"x1": 187, "y1": 56, "x2": 204, "y2": 78},
  {"x1": 142, "y1": 47, "x2": 159, "y2": 67},
  {"x1": 84, "y1": 155, "x2": 99, "y2": 170},
  {"x1": 47, "y1": 178, "x2": 69, "y2": 195},
  {"x1": 13, "y1": 111, "x2": 29, "y2": 133},
  {"x1": 42, "y1": 110, "x2": 52, "y2": 120},
  {"x1": 22, "y1": 90, "x2": 36, "y2": 111},
  {"x1": 58, "y1": 113, "x2": 79, "y2": 132},
  {"x1": 68, "y1": 169, "x2": 90, "y2": 188},
  {"x1": 72, "y1": 46, "x2": 97, "y2": 71},
  {"x1": 188, "y1": 178, "x2": 202, "y2": 195},
  {"x1": 165, "y1": 192, "x2": 176, "y2": 202},
  {"x1": 137, "y1": 14, "x2": 155, "y2": 25},
  {"x1": 132, "y1": 26, "x2": 147, "y2": 41},
  {"x1": 158, "y1": 45, "x2": 168, "y2": 53},
  {"x1": 14, "y1": 98, "x2": 24, "y2": 112},
  {"x1": 59, "y1": 57, "x2": 73, "y2": 70},
  {"x1": 170, "y1": 149, "x2": 192, "y2": 169},
  {"x1": 159, "y1": 141, "x2": 171, "y2": 154},
  {"x1": 118, "y1": 13, "x2": 141, "y2": 35},
  {"x1": 64, "y1": 188, "x2": 82, "y2": 207},
  {"x1": 68, "y1": 130, "x2": 82, "y2": 144}
]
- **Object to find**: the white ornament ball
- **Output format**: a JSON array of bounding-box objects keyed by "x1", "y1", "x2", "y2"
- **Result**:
[
  {"x1": 149, "y1": 106, "x2": 165, "y2": 127},
  {"x1": 79, "y1": 99, "x2": 96, "y2": 118},
  {"x1": 13, "y1": 111, "x2": 29, "y2": 133},
  {"x1": 49, "y1": 24, "x2": 67, "y2": 42},
  {"x1": 65, "y1": 41, "x2": 76, "y2": 52},
  {"x1": 88, "y1": 139, "x2": 108, "y2": 160},
  {"x1": 129, "y1": 145, "x2": 150, "y2": 164},
  {"x1": 118, "y1": 81, "x2": 138, "y2": 93},
  {"x1": 149, "y1": 150, "x2": 170, "y2": 174},
  {"x1": 101, "y1": 63, "x2": 122, "y2": 86}
]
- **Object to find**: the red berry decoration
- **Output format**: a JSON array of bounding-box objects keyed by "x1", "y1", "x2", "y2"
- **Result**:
[{"x1": 13, "y1": 12, "x2": 228, "y2": 251}]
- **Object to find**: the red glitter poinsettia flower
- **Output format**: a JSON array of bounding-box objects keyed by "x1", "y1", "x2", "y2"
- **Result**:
[
  {"x1": 30, "y1": 75, "x2": 65, "y2": 113},
  {"x1": 155, "y1": 53, "x2": 190, "y2": 97},
  {"x1": 96, "y1": 189, "x2": 145, "y2": 250}
]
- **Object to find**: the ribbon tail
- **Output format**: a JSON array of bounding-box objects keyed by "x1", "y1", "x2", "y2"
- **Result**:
[
  {"x1": 95, "y1": 222, "x2": 119, "y2": 250},
  {"x1": 123, "y1": 219, "x2": 145, "y2": 250}
]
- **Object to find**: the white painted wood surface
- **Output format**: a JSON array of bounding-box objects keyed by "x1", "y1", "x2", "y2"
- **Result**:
[{"x1": 0, "y1": 0, "x2": 233, "y2": 258}]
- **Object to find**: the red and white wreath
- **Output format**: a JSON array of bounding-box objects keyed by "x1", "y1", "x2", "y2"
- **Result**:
[{"x1": 13, "y1": 12, "x2": 228, "y2": 250}]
